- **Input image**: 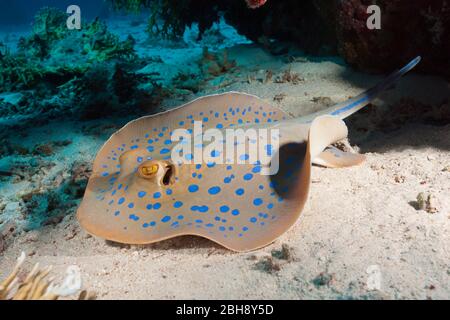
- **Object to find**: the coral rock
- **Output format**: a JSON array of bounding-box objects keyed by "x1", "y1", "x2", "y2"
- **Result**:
[{"x1": 337, "y1": 0, "x2": 450, "y2": 77}]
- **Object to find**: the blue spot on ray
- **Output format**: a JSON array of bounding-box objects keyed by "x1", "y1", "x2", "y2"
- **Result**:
[
  {"x1": 253, "y1": 198, "x2": 263, "y2": 206},
  {"x1": 240, "y1": 154, "x2": 249, "y2": 161},
  {"x1": 138, "y1": 191, "x2": 146, "y2": 198},
  {"x1": 188, "y1": 185, "x2": 199, "y2": 193},
  {"x1": 174, "y1": 201, "x2": 183, "y2": 208},
  {"x1": 161, "y1": 216, "x2": 171, "y2": 223},
  {"x1": 211, "y1": 150, "x2": 220, "y2": 157},
  {"x1": 208, "y1": 186, "x2": 221, "y2": 195},
  {"x1": 129, "y1": 214, "x2": 139, "y2": 221},
  {"x1": 153, "y1": 203, "x2": 161, "y2": 210},
  {"x1": 265, "y1": 144, "x2": 273, "y2": 156},
  {"x1": 252, "y1": 166, "x2": 261, "y2": 173},
  {"x1": 191, "y1": 205, "x2": 209, "y2": 212}
]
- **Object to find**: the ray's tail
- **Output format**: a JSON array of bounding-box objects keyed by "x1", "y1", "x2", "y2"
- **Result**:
[{"x1": 304, "y1": 56, "x2": 421, "y2": 121}]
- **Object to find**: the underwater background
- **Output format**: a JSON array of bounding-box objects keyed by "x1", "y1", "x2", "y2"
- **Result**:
[{"x1": 0, "y1": 0, "x2": 449, "y2": 299}]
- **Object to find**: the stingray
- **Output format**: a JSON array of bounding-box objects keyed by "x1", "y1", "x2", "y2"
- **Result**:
[{"x1": 77, "y1": 56, "x2": 421, "y2": 252}]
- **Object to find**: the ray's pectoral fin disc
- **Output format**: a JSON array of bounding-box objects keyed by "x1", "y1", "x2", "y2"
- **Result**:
[
  {"x1": 313, "y1": 146, "x2": 366, "y2": 168},
  {"x1": 77, "y1": 93, "x2": 350, "y2": 252}
]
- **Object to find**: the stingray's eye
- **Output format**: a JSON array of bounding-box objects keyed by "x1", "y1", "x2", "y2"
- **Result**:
[{"x1": 139, "y1": 164, "x2": 159, "y2": 178}]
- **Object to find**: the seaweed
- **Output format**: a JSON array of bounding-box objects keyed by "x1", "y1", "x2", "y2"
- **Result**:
[{"x1": 109, "y1": 0, "x2": 222, "y2": 39}]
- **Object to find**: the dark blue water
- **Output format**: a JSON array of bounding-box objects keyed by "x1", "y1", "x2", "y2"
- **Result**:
[{"x1": 0, "y1": 0, "x2": 110, "y2": 27}]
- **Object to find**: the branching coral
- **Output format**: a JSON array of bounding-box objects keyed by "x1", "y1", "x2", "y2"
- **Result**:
[
  {"x1": 32, "y1": 7, "x2": 69, "y2": 43},
  {"x1": 0, "y1": 43, "x2": 44, "y2": 91},
  {"x1": 0, "y1": 7, "x2": 137, "y2": 93},
  {"x1": 109, "y1": 0, "x2": 223, "y2": 39},
  {"x1": 0, "y1": 252, "x2": 94, "y2": 300},
  {"x1": 0, "y1": 7, "x2": 144, "y2": 119},
  {"x1": 15, "y1": 7, "x2": 68, "y2": 60},
  {"x1": 82, "y1": 19, "x2": 137, "y2": 62}
]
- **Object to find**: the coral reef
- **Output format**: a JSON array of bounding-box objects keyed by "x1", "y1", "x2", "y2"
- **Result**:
[
  {"x1": 0, "y1": 7, "x2": 151, "y2": 120},
  {"x1": 224, "y1": 0, "x2": 449, "y2": 76},
  {"x1": 0, "y1": 252, "x2": 94, "y2": 300}
]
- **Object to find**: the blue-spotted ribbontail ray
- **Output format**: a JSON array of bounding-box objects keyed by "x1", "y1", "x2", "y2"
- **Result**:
[{"x1": 77, "y1": 57, "x2": 421, "y2": 252}]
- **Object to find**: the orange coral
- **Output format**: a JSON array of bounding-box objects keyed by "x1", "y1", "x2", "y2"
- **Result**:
[{"x1": 245, "y1": 0, "x2": 267, "y2": 9}]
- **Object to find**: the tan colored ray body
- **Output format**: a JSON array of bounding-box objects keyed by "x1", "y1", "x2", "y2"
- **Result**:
[
  {"x1": 77, "y1": 57, "x2": 421, "y2": 252},
  {"x1": 77, "y1": 93, "x2": 349, "y2": 251}
]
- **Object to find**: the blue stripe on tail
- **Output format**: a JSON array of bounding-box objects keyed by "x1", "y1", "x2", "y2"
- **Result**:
[
  {"x1": 330, "y1": 96, "x2": 370, "y2": 116},
  {"x1": 330, "y1": 56, "x2": 421, "y2": 117}
]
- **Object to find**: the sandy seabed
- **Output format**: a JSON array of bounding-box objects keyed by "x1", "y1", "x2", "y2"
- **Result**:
[{"x1": 0, "y1": 17, "x2": 449, "y2": 300}]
